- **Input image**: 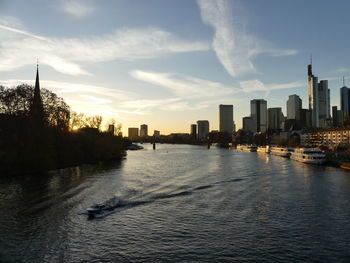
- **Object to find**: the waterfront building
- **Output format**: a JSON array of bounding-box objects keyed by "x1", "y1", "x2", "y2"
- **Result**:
[
  {"x1": 219, "y1": 104, "x2": 234, "y2": 134},
  {"x1": 267, "y1": 107, "x2": 284, "y2": 131},
  {"x1": 287, "y1": 94, "x2": 302, "y2": 120},
  {"x1": 128, "y1": 127, "x2": 139, "y2": 140},
  {"x1": 250, "y1": 99, "x2": 267, "y2": 133},
  {"x1": 140, "y1": 124, "x2": 148, "y2": 137},
  {"x1": 197, "y1": 120, "x2": 209, "y2": 140},
  {"x1": 303, "y1": 127, "x2": 350, "y2": 149},
  {"x1": 340, "y1": 77, "x2": 350, "y2": 118},
  {"x1": 190, "y1": 124, "x2": 197, "y2": 139},
  {"x1": 308, "y1": 61, "x2": 319, "y2": 127}
]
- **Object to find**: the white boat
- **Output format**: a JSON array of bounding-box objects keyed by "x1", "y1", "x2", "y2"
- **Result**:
[
  {"x1": 290, "y1": 148, "x2": 326, "y2": 164},
  {"x1": 257, "y1": 146, "x2": 270, "y2": 153},
  {"x1": 237, "y1": 144, "x2": 257, "y2": 152},
  {"x1": 270, "y1": 146, "x2": 293, "y2": 158},
  {"x1": 80, "y1": 197, "x2": 120, "y2": 219}
]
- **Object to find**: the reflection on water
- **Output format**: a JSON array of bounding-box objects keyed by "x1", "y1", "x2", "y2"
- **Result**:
[{"x1": 1, "y1": 144, "x2": 350, "y2": 262}]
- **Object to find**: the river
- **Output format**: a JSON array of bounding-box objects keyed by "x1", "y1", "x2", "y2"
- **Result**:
[{"x1": 0, "y1": 144, "x2": 350, "y2": 262}]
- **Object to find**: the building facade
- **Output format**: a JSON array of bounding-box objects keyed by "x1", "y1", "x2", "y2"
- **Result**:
[
  {"x1": 250, "y1": 99, "x2": 267, "y2": 133},
  {"x1": 340, "y1": 79, "x2": 350, "y2": 118},
  {"x1": 219, "y1": 104, "x2": 234, "y2": 134},
  {"x1": 303, "y1": 128, "x2": 350, "y2": 148},
  {"x1": 190, "y1": 124, "x2": 197, "y2": 139},
  {"x1": 140, "y1": 124, "x2": 148, "y2": 137},
  {"x1": 267, "y1": 107, "x2": 284, "y2": 131},
  {"x1": 287, "y1": 94, "x2": 302, "y2": 120},
  {"x1": 197, "y1": 120, "x2": 209, "y2": 140},
  {"x1": 128, "y1": 127, "x2": 139, "y2": 140}
]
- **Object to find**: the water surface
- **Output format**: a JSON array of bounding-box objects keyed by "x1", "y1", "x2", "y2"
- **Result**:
[{"x1": 1, "y1": 144, "x2": 350, "y2": 262}]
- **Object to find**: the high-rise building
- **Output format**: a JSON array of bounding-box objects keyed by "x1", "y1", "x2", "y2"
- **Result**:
[
  {"x1": 190, "y1": 124, "x2": 197, "y2": 139},
  {"x1": 128, "y1": 127, "x2": 139, "y2": 140},
  {"x1": 308, "y1": 61, "x2": 330, "y2": 128},
  {"x1": 242, "y1": 117, "x2": 253, "y2": 132},
  {"x1": 219, "y1": 104, "x2": 234, "y2": 134},
  {"x1": 140, "y1": 124, "x2": 148, "y2": 137},
  {"x1": 340, "y1": 77, "x2": 350, "y2": 118},
  {"x1": 250, "y1": 99, "x2": 267, "y2": 133},
  {"x1": 318, "y1": 80, "x2": 330, "y2": 128},
  {"x1": 332, "y1": 106, "x2": 344, "y2": 127},
  {"x1": 153, "y1": 130, "x2": 160, "y2": 137},
  {"x1": 267, "y1": 107, "x2": 284, "y2": 131},
  {"x1": 197, "y1": 120, "x2": 209, "y2": 140},
  {"x1": 300, "y1": 109, "x2": 311, "y2": 128},
  {"x1": 287, "y1": 94, "x2": 302, "y2": 120}
]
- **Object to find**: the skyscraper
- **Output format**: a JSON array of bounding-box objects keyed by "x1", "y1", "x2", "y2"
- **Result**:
[
  {"x1": 128, "y1": 128, "x2": 139, "y2": 140},
  {"x1": 308, "y1": 60, "x2": 330, "y2": 128},
  {"x1": 250, "y1": 99, "x2": 267, "y2": 133},
  {"x1": 287, "y1": 94, "x2": 302, "y2": 120},
  {"x1": 308, "y1": 61, "x2": 319, "y2": 127},
  {"x1": 197, "y1": 120, "x2": 209, "y2": 140},
  {"x1": 140, "y1": 124, "x2": 148, "y2": 137},
  {"x1": 242, "y1": 117, "x2": 253, "y2": 132},
  {"x1": 219, "y1": 104, "x2": 234, "y2": 134},
  {"x1": 267, "y1": 107, "x2": 284, "y2": 131},
  {"x1": 340, "y1": 77, "x2": 350, "y2": 118}
]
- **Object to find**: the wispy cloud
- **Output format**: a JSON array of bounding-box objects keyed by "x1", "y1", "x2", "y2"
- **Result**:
[
  {"x1": 197, "y1": 0, "x2": 297, "y2": 76},
  {"x1": 331, "y1": 67, "x2": 350, "y2": 74},
  {"x1": 0, "y1": 18, "x2": 209, "y2": 75},
  {"x1": 61, "y1": 0, "x2": 95, "y2": 19},
  {"x1": 239, "y1": 79, "x2": 304, "y2": 93},
  {"x1": 130, "y1": 70, "x2": 237, "y2": 99}
]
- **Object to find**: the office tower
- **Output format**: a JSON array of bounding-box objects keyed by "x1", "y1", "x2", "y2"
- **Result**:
[
  {"x1": 332, "y1": 106, "x2": 344, "y2": 127},
  {"x1": 318, "y1": 80, "x2": 330, "y2": 128},
  {"x1": 197, "y1": 120, "x2": 209, "y2": 140},
  {"x1": 308, "y1": 60, "x2": 330, "y2": 128},
  {"x1": 287, "y1": 95, "x2": 302, "y2": 120},
  {"x1": 190, "y1": 124, "x2": 197, "y2": 139},
  {"x1": 242, "y1": 117, "x2": 253, "y2": 132},
  {"x1": 128, "y1": 127, "x2": 139, "y2": 140},
  {"x1": 250, "y1": 99, "x2": 267, "y2": 133},
  {"x1": 308, "y1": 61, "x2": 319, "y2": 127},
  {"x1": 219, "y1": 104, "x2": 234, "y2": 134},
  {"x1": 267, "y1": 107, "x2": 284, "y2": 131},
  {"x1": 340, "y1": 77, "x2": 350, "y2": 118},
  {"x1": 140, "y1": 124, "x2": 148, "y2": 137}
]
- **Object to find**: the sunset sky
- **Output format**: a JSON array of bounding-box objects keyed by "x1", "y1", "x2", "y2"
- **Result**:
[{"x1": 1, "y1": 0, "x2": 350, "y2": 135}]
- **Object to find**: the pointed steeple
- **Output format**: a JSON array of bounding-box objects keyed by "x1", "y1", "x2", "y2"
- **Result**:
[{"x1": 30, "y1": 63, "x2": 44, "y2": 124}]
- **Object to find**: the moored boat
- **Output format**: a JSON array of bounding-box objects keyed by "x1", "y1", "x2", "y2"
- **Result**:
[
  {"x1": 257, "y1": 146, "x2": 270, "y2": 153},
  {"x1": 290, "y1": 148, "x2": 326, "y2": 164},
  {"x1": 270, "y1": 146, "x2": 293, "y2": 158},
  {"x1": 237, "y1": 144, "x2": 257, "y2": 152}
]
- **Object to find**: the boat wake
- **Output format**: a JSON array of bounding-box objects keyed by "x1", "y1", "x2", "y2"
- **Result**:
[{"x1": 80, "y1": 176, "x2": 249, "y2": 219}]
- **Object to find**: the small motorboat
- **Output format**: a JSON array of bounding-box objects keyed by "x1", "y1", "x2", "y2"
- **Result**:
[{"x1": 81, "y1": 197, "x2": 119, "y2": 219}]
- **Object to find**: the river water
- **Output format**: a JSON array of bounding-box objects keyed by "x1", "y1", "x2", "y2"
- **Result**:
[{"x1": 1, "y1": 144, "x2": 350, "y2": 262}]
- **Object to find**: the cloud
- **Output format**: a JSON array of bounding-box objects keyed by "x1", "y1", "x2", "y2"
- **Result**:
[
  {"x1": 0, "y1": 19, "x2": 209, "y2": 75},
  {"x1": 331, "y1": 67, "x2": 350, "y2": 74},
  {"x1": 239, "y1": 79, "x2": 304, "y2": 93},
  {"x1": 61, "y1": 0, "x2": 95, "y2": 19},
  {"x1": 197, "y1": 0, "x2": 297, "y2": 76},
  {"x1": 130, "y1": 70, "x2": 237, "y2": 99}
]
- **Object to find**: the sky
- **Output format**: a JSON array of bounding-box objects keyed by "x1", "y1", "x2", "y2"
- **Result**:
[{"x1": 1, "y1": 0, "x2": 350, "y2": 135}]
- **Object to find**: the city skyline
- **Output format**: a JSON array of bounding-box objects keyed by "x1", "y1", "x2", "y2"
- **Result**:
[{"x1": 1, "y1": 0, "x2": 350, "y2": 135}]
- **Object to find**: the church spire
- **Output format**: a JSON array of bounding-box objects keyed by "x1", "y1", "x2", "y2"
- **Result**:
[{"x1": 30, "y1": 62, "x2": 44, "y2": 124}]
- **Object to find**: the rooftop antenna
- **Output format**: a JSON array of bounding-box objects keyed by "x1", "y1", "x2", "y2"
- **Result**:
[
  {"x1": 310, "y1": 54, "x2": 312, "y2": 66},
  {"x1": 343, "y1": 76, "x2": 346, "y2": 87}
]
